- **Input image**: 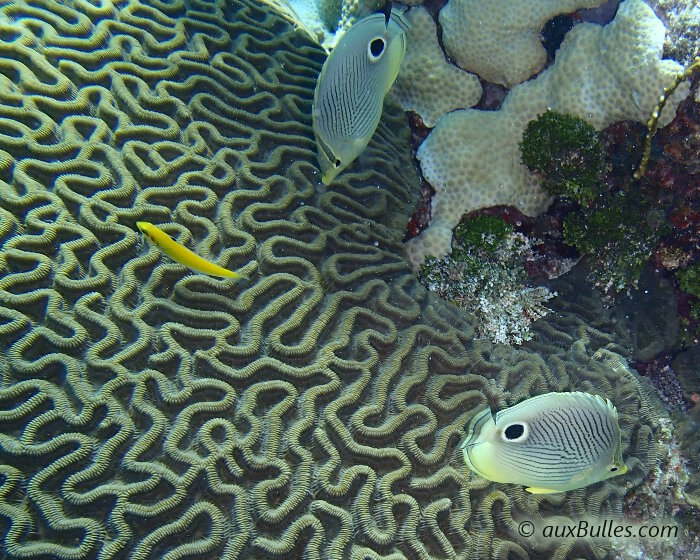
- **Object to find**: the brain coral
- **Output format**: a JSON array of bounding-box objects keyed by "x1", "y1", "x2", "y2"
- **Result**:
[
  {"x1": 439, "y1": 0, "x2": 606, "y2": 87},
  {"x1": 0, "y1": 0, "x2": 663, "y2": 558},
  {"x1": 408, "y1": 0, "x2": 690, "y2": 266}
]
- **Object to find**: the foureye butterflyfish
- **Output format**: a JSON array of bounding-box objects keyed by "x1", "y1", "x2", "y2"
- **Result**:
[
  {"x1": 137, "y1": 221, "x2": 243, "y2": 279},
  {"x1": 460, "y1": 391, "x2": 627, "y2": 494},
  {"x1": 312, "y1": 8, "x2": 409, "y2": 185}
]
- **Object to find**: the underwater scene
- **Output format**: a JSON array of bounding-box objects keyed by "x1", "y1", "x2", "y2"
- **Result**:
[{"x1": 0, "y1": 0, "x2": 698, "y2": 558}]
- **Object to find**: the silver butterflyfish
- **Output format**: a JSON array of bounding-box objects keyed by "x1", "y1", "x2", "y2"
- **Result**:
[
  {"x1": 460, "y1": 391, "x2": 627, "y2": 494},
  {"x1": 312, "y1": 8, "x2": 409, "y2": 185}
]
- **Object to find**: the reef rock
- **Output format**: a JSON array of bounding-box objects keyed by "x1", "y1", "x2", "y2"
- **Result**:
[{"x1": 408, "y1": 0, "x2": 690, "y2": 267}]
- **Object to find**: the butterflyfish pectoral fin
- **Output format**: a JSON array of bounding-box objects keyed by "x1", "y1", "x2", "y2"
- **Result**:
[{"x1": 525, "y1": 487, "x2": 562, "y2": 494}]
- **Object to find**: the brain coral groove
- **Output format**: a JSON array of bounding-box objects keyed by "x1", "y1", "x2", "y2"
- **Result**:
[{"x1": 0, "y1": 0, "x2": 661, "y2": 558}]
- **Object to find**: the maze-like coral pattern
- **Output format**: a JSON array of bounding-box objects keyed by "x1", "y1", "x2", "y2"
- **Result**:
[{"x1": 0, "y1": 1, "x2": 661, "y2": 558}]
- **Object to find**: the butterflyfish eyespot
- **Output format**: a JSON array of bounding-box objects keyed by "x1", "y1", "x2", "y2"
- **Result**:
[
  {"x1": 502, "y1": 422, "x2": 528, "y2": 442},
  {"x1": 368, "y1": 37, "x2": 386, "y2": 60}
]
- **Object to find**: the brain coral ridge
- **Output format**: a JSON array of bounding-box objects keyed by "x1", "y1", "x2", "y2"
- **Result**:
[
  {"x1": 408, "y1": 0, "x2": 690, "y2": 267},
  {"x1": 0, "y1": 0, "x2": 663, "y2": 558}
]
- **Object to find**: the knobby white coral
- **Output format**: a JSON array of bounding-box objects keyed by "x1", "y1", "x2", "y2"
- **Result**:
[
  {"x1": 392, "y1": 6, "x2": 482, "y2": 127},
  {"x1": 406, "y1": 0, "x2": 690, "y2": 268},
  {"x1": 439, "y1": 0, "x2": 607, "y2": 87}
]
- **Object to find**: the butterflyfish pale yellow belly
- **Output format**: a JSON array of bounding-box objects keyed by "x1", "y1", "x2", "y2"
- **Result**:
[
  {"x1": 137, "y1": 221, "x2": 242, "y2": 279},
  {"x1": 460, "y1": 391, "x2": 627, "y2": 494},
  {"x1": 312, "y1": 8, "x2": 409, "y2": 185}
]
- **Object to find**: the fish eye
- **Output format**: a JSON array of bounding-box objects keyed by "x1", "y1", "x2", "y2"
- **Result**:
[
  {"x1": 610, "y1": 467, "x2": 618, "y2": 472},
  {"x1": 334, "y1": 158, "x2": 342, "y2": 168},
  {"x1": 367, "y1": 37, "x2": 386, "y2": 61},
  {"x1": 501, "y1": 422, "x2": 528, "y2": 442},
  {"x1": 504, "y1": 424, "x2": 524, "y2": 439}
]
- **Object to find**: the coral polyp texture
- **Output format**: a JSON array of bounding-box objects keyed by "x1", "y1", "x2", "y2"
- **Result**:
[
  {"x1": 0, "y1": 0, "x2": 663, "y2": 559},
  {"x1": 408, "y1": 0, "x2": 690, "y2": 267},
  {"x1": 438, "y1": 0, "x2": 607, "y2": 87},
  {"x1": 392, "y1": 6, "x2": 482, "y2": 127}
]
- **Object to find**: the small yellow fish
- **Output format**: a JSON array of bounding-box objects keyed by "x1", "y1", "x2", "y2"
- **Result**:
[
  {"x1": 136, "y1": 221, "x2": 242, "y2": 279},
  {"x1": 460, "y1": 391, "x2": 627, "y2": 494}
]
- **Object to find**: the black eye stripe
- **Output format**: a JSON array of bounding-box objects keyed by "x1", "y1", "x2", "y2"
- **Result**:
[{"x1": 318, "y1": 136, "x2": 337, "y2": 166}]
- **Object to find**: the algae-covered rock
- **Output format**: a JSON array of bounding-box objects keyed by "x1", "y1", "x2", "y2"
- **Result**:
[
  {"x1": 520, "y1": 110, "x2": 606, "y2": 207},
  {"x1": 419, "y1": 215, "x2": 556, "y2": 345},
  {"x1": 671, "y1": 344, "x2": 700, "y2": 400}
]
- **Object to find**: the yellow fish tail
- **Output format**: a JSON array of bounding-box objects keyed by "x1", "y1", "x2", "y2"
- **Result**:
[{"x1": 136, "y1": 221, "x2": 242, "y2": 279}]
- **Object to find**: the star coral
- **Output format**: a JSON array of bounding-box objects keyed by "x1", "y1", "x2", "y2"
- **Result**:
[
  {"x1": 439, "y1": 0, "x2": 607, "y2": 87},
  {"x1": 392, "y1": 6, "x2": 482, "y2": 127}
]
